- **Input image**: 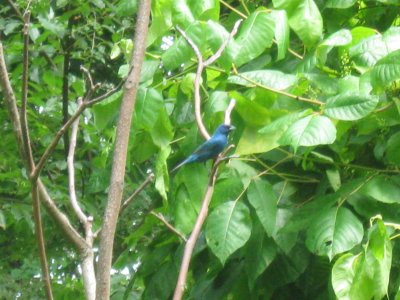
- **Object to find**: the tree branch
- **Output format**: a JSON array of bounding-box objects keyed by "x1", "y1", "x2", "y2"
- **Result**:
[
  {"x1": 20, "y1": 12, "x2": 53, "y2": 299},
  {"x1": 150, "y1": 211, "x2": 187, "y2": 242},
  {"x1": 120, "y1": 172, "x2": 155, "y2": 214},
  {"x1": 173, "y1": 106, "x2": 236, "y2": 300},
  {"x1": 176, "y1": 20, "x2": 242, "y2": 140},
  {"x1": 67, "y1": 97, "x2": 88, "y2": 224},
  {"x1": 0, "y1": 43, "x2": 88, "y2": 253},
  {"x1": 95, "y1": 0, "x2": 152, "y2": 298}
]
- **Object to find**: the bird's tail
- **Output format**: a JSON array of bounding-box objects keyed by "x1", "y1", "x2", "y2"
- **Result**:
[{"x1": 171, "y1": 157, "x2": 192, "y2": 173}]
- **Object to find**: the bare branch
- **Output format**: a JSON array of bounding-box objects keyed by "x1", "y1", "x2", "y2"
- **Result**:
[
  {"x1": 96, "y1": 0, "x2": 152, "y2": 298},
  {"x1": 20, "y1": 12, "x2": 54, "y2": 299},
  {"x1": 224, "y1": 99, "x2": 236, "y2": 125},
  {"x1": 150, "y1": 211, "x2": 187, "y2": 242},
  {"x1": 67, "y1": 98, "x2": 88, "y2": 224},
  {"x1": 204, "y1": 19, "x2": 242, "y2": 66},
  {"x1": 177, "y1": 20, "x2": 242, "y2": 141},
  {"x1": 173, "y1": 104, "x2": 236, "y2": 300}
]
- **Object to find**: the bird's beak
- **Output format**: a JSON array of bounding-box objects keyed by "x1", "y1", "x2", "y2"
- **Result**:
[{"x1": 229, "y1": 125, "x2": 236, "y2": 131}]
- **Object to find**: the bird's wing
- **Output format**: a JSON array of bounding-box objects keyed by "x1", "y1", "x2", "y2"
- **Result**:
[{"x1": 193, "y1": 137, "x2": 223, "y2": 155}]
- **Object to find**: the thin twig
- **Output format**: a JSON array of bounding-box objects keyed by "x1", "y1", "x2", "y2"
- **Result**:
[
  {"x1": 204, "y1": 19, "x2": 242, "y2": 66},
  {"x1": 176, "y1": 20, "x2": 242, "y2": 140},
  {"x1": 120, "y1": 172, "x2": 155, "y2": 214},
  {"x1": 224, "y1": 99, "x2": 236, "y2": 125},
  {"x1": 5, "y1": 0, "x2": 23, "y2": 19},
  {"x1": 150, "y1": 211, "x2": 187, "y2": 242}
]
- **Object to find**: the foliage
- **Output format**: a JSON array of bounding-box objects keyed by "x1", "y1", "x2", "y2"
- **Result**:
[{"x1": 1, "y1": 0, "x2": 400, "y2": 299}]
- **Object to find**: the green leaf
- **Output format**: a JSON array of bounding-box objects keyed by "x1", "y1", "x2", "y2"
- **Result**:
[
  {"x1": 233, "y1": 9, "x2": 275, "y2": 66},
  {"x1": 92, "y1": 91, "x2": 122, "y2": 130},
  {"x1": 115, "y1": 0, "x2": 137, "y2": 16},
  {"x1": 247, "y1": 180, "x2": 277, "y2": 236},
  {"x1": 270, "y1": 10, "x2": 290, "y2": 60},
  {"x1": 326, "y1": 168, "x2": 341, "y2": 191},
  {"x1": 365, "y1": 220, "x2": 392, "y2": 299},
  {"x1": 332, "y1": 220, "x2": 392, "y2": 300},
  {"x1": 360, "y1": 176, "x2": 400, "y2": 203},
  {"x1": 332, "y1": 253, "x2": 371, "y2": 300},
  {"x1": 349, "y1": 27, "x2": 400, "y2": 69},
  {"x1": 279, "y1": 115, "x2": 337, "y2": 151},
  {"x1": 147, "y1": 0, "x2": 173, "y2": 46},
  {"x1": 306, "y1": 207, "x2": 363, "y2": 259},
  {"x1": 155, "y1": 146, "x2": 171, "y2": 202},
  {"x1": 171, "y1": 0, "x2": 195, "y2": 27},
  {"x1": 135, "y1": 87, "x2": 164, "y2": 130},
  {"x1": 206, "y1": 201, "x2": 252, "y2": 265},
  {"x1": 228, "y1": 70, "x2": 297, "y2": 90},
  {"x1": 324, "y1": 94, "x2": 379, "y2": 121},
  {"x1": 162, "y1": 21, "x2": 208, "y2": 70},
  {"x1": 173, "y1": 165, "x2": 209, "y2": 234},
  {"x1": 236, "y1": 126, "x2": 281, "y2": 155},
  {"x1": 326, "y1": 0, "x2": 356, "y2": 8},
  {"x1": 0, "y1": 210, "x2": 5, "y2": 229},
  {"x1": 317, "y1": 29, "x2": 352, "y2": 65},
  {"x1": 288, "y1": 0, "x2": 323, "y2": 48},
  {"x1": 386, "y1": 132, "x2": 400, "y2": 166},
  {"x1": 38, "y1": 16, "x2": 67, "y2": 38},
  {"x1": 371, "y1": 49, "x2": 400, "y2": 89},
  {"x1": 245, "y1": 224, "x2": 277, "y2": 288},
  {"x1": 259, "y1": 110, "x2": 313, "y2": 135},
  {"x1": 189, "y1": 0, "x2": 220, "y2": 21}
]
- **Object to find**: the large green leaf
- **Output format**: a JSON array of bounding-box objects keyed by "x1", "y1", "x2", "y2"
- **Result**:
[
  {"x1": 134, "y1": 87, "x2": 164, "y2": 130},
  {"x1": 332, "y1": 220, "x2": 392, "y2": 300},
  {"x1": 228, "y1": 70, "x2": 297, "y2": 90},
  {"x1": 360, "y1": 176, "x2": 400, "y2": 204},
  {"x1": 270, "y1": 10, "x2": 290, "y2": 60},
  {"x1": 233, "y1": 10, "x2": 275, "y2": 66},
  {"x1": 245, "y1": 224, "x2": 277, "y2": 288},
  {"x1": 371, "y1": 49, "x2": 400, "y2": 89},
  {"x1": 247, "y1": 180, "x2": 277, "y2": 236},
  {"x1": 206, "y1": 201, "x2": 252, "y2": 265},
  {"x1": 287, "y1": 0, "x2": 323, "y2": 48},
  {"x1": 162, "y1": 21, "x2": 208, "y2": 70},
  {"x1": 316, "y1": 29, "x2": 352, "y2": 65},
  {"x1": 349, "y1": 27, "x2": 400, "y2": 68},
  {"x1": 306, "y1": 207, "x2": 363, "y2": 259},
  {"x1": 324, "y1": 94, "x2": 379, "y2": 120},
  {"x1": 235, "y1": 126, "x2": 281, "y2": 155},
  {"x1": 278, "y1": 115, "x2": 337, "y2": 151}
]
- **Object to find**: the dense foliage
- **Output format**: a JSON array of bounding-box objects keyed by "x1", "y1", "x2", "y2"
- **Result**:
[{"x1": 1, "y1": 0, "x2": 400, "y2": 299}]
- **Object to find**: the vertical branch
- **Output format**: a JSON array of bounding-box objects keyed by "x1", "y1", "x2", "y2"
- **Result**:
[
  {"x1": 172, "y1": 143, "x2": 236, "y2": 300},
  {"x1": 95, "y1": 0, "x2": 152, "y2": 299},
  {"x1": 176, "y1": 19, "x2": 242, "y2": 141},
  {"x1": 67, "y1": 98, "x2": 87, "y2": 224},
  {"x1": 21, "y1": 11, "x2": 54, "y2": 300}
]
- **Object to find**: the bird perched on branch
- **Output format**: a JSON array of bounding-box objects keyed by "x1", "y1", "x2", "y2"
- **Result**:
[{"x1": 171, "y1": 124, "x2": 235, "y2": 173}]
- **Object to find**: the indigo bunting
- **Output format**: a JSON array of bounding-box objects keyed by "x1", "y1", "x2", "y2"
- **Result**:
[{"x1": 171, "y1": 124, "x2": 235, "y2": 172}]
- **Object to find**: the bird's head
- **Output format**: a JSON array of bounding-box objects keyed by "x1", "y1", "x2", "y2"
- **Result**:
[{"x1": 215, "y1": 124, "x2": 235, "y2": 135}]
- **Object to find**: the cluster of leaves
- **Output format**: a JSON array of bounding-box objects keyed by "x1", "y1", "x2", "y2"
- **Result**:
[{"x1": 1, "y1": 0, "x2": 400, "y2": 299}]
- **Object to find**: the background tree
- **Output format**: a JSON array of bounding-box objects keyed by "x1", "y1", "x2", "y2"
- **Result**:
[{"x1": 1, "y1": 0, "x2": 400, "y2": 299}]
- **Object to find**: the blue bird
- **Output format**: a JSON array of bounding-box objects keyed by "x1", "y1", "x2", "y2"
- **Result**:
[{"x1": 171, "y1": 124, "x2": 235, "y2": 173}]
